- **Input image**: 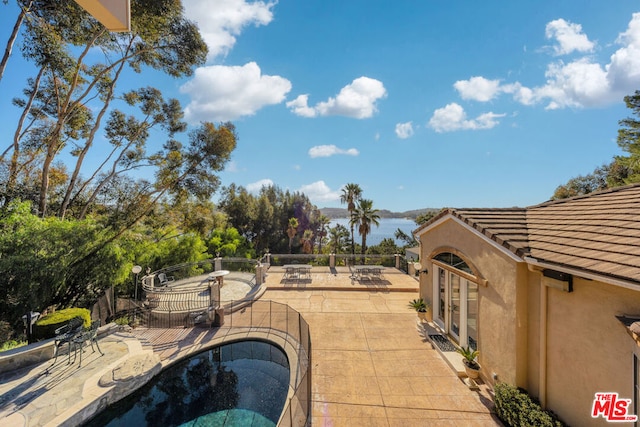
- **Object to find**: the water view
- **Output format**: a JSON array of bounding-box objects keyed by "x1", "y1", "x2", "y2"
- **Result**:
[{"x1": 329, "y1": 217, "x2": 418, "y2": 246}]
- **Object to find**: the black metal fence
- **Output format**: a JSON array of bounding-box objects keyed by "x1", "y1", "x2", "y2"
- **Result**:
[
  {"x1": 266, "y1": 253, "x2": 330, "y2": 266},
  {"x1": 134, "y1": 299, "x2": 312, "y2": 426},
  {"x1": 334, "y1": 253, "x2": 398, "y2": 267}
]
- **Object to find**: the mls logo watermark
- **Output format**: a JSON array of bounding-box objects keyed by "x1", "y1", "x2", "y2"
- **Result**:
[{"x1": 592, "y1": 392, "x2": 638, "y2": 422}]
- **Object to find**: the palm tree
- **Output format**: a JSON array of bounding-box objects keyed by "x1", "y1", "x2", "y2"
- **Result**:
[
  {"x1": 316, "y1": 214, "x2": 331, "y2": 253},
  {"x1": 352, "y1": 199, "x2": 380, "y2": 255},
  {"x1": 328, "y1": 224, "x2": 350, "y2": 255},
  {"x1": 287, "y1": 217, "x2": 298, "y2": 254},
  {"x1": 340, "y1": 183, "x2": 362, "y2": 257},
  {"x1": 301, "y1": 229, "x2": 314, "y2": 254}
]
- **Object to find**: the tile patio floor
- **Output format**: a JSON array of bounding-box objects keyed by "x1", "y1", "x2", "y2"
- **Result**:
[
  {"x1": 0, "y1": 266, "x2": 500, "y2": 426},
  {"x1": 263, "y1": 267, "x2": 500, "y2": 426}
]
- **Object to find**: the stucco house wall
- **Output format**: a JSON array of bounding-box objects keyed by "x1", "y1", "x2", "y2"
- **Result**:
[
  {"x1": 418, "y1": 217, "x2": 528, "y2": 387},
  {"x1": 419, "y1": 217, "x2": 640, "y2": 426},
  {"x1": 540, "y1": 275, "x2": 640, "y2": 427},
  {"x1": 414, "y1": 185, "x2": 640, "y2": 426}
]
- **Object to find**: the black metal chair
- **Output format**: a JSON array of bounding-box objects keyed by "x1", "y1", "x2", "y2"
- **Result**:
[
  {"x1": 72, "y1": 319, "x2": 104, "y2": 367},
  {"x1": 51, "y1": 317, "x2": 85, "y2": 366}
]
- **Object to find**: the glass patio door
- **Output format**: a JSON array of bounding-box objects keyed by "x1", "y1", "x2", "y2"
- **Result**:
[
  {"x1": 449, "y1": 273, "x2": 461, "y2": 343},
  {"x1": 433, "y1": 265, "x2": 476, "y2": 347}
]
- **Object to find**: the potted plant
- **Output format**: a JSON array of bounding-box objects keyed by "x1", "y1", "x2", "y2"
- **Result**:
[
  {"x1": 456, "y1": 345, "x2": 480, "y2": 379},
  {"x1": 408, "y1": 298, "x2": 431, "y2": 322}
]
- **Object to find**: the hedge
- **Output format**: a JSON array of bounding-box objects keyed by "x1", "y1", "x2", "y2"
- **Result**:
[
  {"x1": 494, "y1": 382, "x2": 566, "y2": 427},
  {"x1": 32, "y1": 308, "x2": 91, "y2": 341}
]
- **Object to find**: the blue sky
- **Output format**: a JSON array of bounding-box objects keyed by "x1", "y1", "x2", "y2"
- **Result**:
[{"x1": 2, "y1": 1, "x2": 640, "y2": 212}]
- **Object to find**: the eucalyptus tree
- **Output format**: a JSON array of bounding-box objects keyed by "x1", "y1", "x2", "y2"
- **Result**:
[
  {"x1": 551, "y1": 90, "x2": 640, "y2": 199},
  {"x1": 339, "y1": 183, "x2": 361, "y2": 256},
  {"x1": 615, "y1": 90, "x2": 640, "y2": 183},
  {"x1": 218, "y1": 183, "x2": 257, "y2": 242},
  {"x1": 253, "y1": 191, "x2": 276, "y2": 254},
  {"x1": 0, "y1": 0, "x2": 31, "y2": 82},
  {"x1": 0, "y1": 0, "x2": 209, "y2": 218},
  {"x1": 351, "y1": 198, "x2": 380, "y2": 255}
]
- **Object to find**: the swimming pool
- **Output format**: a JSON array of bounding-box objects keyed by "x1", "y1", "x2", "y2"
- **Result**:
[{"x1": 84, "y1": 340, "x2": 290, "y2": 426}]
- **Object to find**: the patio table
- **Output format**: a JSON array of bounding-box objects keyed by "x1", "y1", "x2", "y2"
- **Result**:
[
  {"x1": 283, "y1": 264, "x2": 312, "y2": 280},
  {"x1": 353, "y1": 265, "x2": 383, "y2": 280},
  {"x1": 209, "y1": 270, "x2": 230, "y2": 286}
]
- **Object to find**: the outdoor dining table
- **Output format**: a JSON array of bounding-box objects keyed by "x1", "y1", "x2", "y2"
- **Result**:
[
  {"x1": 209, "y1": 269, "x2": 230, "y2": 286},
  {"x1": 353, "y1": 265, "x2": 383, "y2": 279},
  {"x1": 283, "y1": 264, "x2": 312, "y2": 280}
]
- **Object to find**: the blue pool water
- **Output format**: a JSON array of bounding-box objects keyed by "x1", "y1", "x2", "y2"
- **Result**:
[{"x1": 85, "y1": 340, "x2": 289, "y2": 427}]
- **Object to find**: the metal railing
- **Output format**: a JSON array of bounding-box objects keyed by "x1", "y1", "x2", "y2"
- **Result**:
[{"x1": 135, "y1": 299, "x2": 311, "y2": 427}]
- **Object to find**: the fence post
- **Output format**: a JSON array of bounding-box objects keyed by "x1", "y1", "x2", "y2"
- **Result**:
[{"x1": 255, "y1": 263, "x2": 263, "y2": 285}]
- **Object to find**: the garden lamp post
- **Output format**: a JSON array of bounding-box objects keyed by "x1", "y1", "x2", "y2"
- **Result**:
[{"x1": 132, "y1": 265, "x2": 142, "y2": 321}]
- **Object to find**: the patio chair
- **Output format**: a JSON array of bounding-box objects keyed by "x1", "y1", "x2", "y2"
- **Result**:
[
  {"x1": 158, "y1": 272, "x2": 175, "y2": 287},
  {"x1": 51, "y1": 317, "x2": 85, "y2": 366},
  {"x1": 72, "y1": 319, "x2": 104, "y2": 367}
]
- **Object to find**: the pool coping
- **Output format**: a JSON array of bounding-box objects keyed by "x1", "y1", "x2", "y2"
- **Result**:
[{"x1": 48, "y1": 326, "x2": 308, "y2": 427}]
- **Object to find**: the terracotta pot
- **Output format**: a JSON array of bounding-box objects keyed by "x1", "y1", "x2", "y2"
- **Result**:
[{"x1": 417, "y1": 311, "x2": 427, "y2": 322}]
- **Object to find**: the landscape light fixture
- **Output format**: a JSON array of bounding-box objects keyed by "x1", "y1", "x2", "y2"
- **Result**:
[{"x1": 132, "y1": 265, "x2": 142, "y2": 321}]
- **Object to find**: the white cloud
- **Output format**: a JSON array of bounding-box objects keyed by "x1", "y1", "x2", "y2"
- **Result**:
[
  {"x1": 608, "y1": 12, "x2": 640, "y2": 93},
  {"x1": 537, "y1": 59, "x2": 610, "y2": 109},
  {"x1": 184, "y1": 0, "x2": 276, "y2": 60},
  {"x1": 545, "y1": 19, "x2": 595, "y2": 56},
  {"x1": 454, "y1": 77, "x2": 502, "y2": 102},
  {"x1": 395, "y1": 122, "x2": 414, "y2": 139},
  {"x1": 286, "y1": 95, "x2": 317, "y2": 118},
  {"x1": 247, "y1": 178, "x2": 274, "y2": 194},
  {"x1": 308, "y1": 145, "x2": 359, "y2": 158},
  {"x1": 297, "y1": 181, "x2": 340, "y2": 204},
  {"x1": 287, "y1": 77, "x2": 387, "y2": 119},
  {"x1": 180, "y1": 62, "x2": 291, "y2": 122},
  {"x1": 453, "y1": 14, "x2": 640, "y2": 110},
  {"x1": 502, "y1": 83, "x2": 536, "y2": 106},
  {"x1": 428, "y1": 103, "x2": 505, "y2": 133}
]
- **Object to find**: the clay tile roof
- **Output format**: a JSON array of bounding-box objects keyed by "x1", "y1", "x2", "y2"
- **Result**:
[
  {"x1": 424, "y1": 183, "x2": 640, "y2": 285},
  {"x1": 525, "y1": 184, "x2": 640, "y2": 284},
  {"x1": 449, "y1": 208, "x2": 529, "y2": 257}
]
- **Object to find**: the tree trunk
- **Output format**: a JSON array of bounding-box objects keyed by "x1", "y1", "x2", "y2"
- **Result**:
[
  {"x1": 59, "y1": 37, "x2": 131, "y2": 218},
  {"x1": 0, "y1": 3, "x2": 29, "y2": 83},
  {"x1": 3, "y1": 67, "x2": 44, "y2": 204}
]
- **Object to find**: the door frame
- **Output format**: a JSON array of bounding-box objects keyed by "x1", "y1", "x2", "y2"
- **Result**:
[{"x1": 433, "y1": 266, "x2": 470, "y2": 347}]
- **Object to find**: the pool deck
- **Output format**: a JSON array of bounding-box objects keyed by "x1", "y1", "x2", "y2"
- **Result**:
[{"x1": 0, "y1": 266, "x2": 500, "y2": 426}]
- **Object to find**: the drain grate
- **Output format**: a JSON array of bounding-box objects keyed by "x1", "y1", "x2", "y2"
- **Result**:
[{"x1": 429, "y1": 334, "x2": 457, "y2": 352}]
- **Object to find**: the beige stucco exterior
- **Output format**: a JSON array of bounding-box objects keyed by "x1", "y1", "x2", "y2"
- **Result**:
[{"x1": 417, "y1": 214, "x2": 640, "y2": 427}]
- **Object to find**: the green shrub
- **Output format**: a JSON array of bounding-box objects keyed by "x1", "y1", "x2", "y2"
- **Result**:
[
  {"x1": 0, "y1": 340, "x2": 27, "y2": 352},
  {"x1": 32, "y1": 308, "x2": 91, "y2": 341},
  {"x1": 114, "y1": 315, "x2": 131, "y2": 326},
  {"x1": 494, "y1": 382, "x2": 566, "y2": 427}
]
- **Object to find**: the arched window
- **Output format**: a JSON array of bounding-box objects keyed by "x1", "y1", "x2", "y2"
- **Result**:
[{"x1": 433, "y1": 252, "x2": 472, "y2": 274}]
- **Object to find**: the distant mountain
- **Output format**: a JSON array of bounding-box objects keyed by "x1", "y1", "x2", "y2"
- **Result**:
[{"x1": 320, "y1": 207, "x2": 439, "y2": 219}]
